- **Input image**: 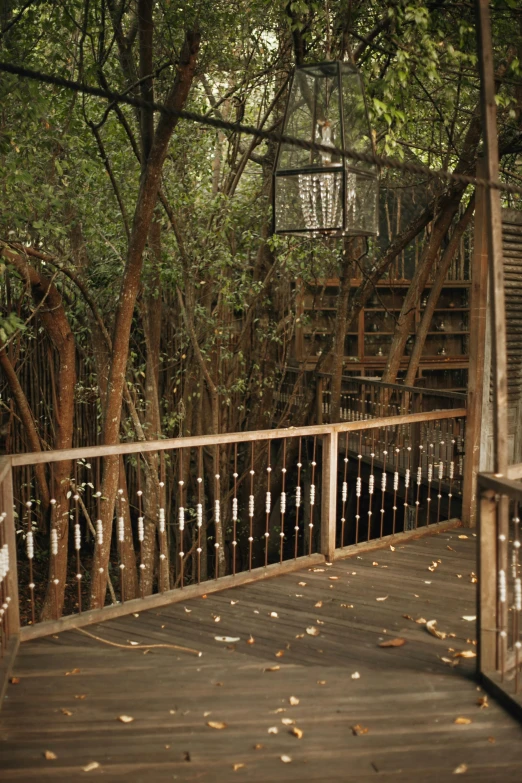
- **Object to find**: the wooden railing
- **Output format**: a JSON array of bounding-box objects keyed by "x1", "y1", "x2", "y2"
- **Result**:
[
  {"x1": 0, "y1": 406, "x2": 467, "y2": 700},
  {"x1": 477, "y1": 468, "x2": 522, "y2": 718}
]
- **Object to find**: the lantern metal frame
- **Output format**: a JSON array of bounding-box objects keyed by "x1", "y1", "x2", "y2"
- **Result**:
[{"x1": 272, "y1": 60, "x2": 379, "y2": 238}]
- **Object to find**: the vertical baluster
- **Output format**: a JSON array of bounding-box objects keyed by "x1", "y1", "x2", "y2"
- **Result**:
[
  {"x1": 355, "y1": 433, "x2": 362, "y2": 544},
  {"x1": 392, "y1": 445, "x2": 400, "y2": 535},
  {"x1": 116, "y1": 463, "x2": 125, "y2": 605},
  {"x1": 436, "y1": 444, "x2": 444, "y2": 524},
  {"x1": 415, "y1": 446, "x2": 423, "y2": 529},
  {"x1": 403, "y1": 446, "x2": 411, "y2": 531},
  {"x1": 214, "y1": 450, "x2": 220, "y2": 580},
  {"x1": 294, "y1": 439, "x2": 302, "y2": 559},
  {"x1": 280, "y1": 440, "x2": 287, "y2": 564},
  {"x1": 25, "y1": 487, "x2": 36, "y2": 624},
  {"x1": 367, "y1": 432, "x2": 375, "y2": 541},
  {"x1": 137, "y1": 459, "x2": 145, "y2": 598},
  {"x1": 197, "y1": 447, "x2": 203, "y2": 584},
  {"x1": 380, "y1": 432, "x2": 388, "y2": 539},
  {"x1": 179, "y1": 450, "x2": 185, "y2": 588},
  {"x1": 426, "y1": 443, "x2": 434, "y2": 526},
  {"x1": 50, "y1": 464, "x2": 59, "y2": 617},
  {"x1": 513, "y1": 510, "x2": 521, "y2": 693},
  {"x1": 340, "y1": 433, "x2": 349, "y2": 548},
  {"x1": 265, "y1": 443, "x2": 271, "y2": 567},
  {"x1": 158, "y1": 459, "x2": 167, "y2": 592},
  {"x1": 309, "y1": 437, "x2": 317, "y2": 555},
  {"x1": 72, "y1": 463, "x2": 83, "y2": 612},
  {"x1": 249, "y1": 443, "x2": 255, "y2": 570},
  {"x1": 232, "y1": 444, "x2": 238, "y2": 576},
  {"x1": 448, "y1": 439, "x2": 455, "y2": 521}
]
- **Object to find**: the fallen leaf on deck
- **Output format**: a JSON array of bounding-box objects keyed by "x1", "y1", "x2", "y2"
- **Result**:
[
  {"x1": 454, "y1": 650, "x2": 476, "y2": 659},
  {"x1": 403, "y1": 614, "x2": 414, "y2": 621},
  {"x1": 340, "y1": 603, "x2": 353, "y2": 608},
  {"x1": 65, "y1": 668, "x2": 80, "y2": 676},
  {"x1": 315, "y1": 601, "x2": 323, "y2": 608},
  {"x1": 289, "y1": 696, "x2": 300, "y2": 706},
  {"x1": 275, "y1": 650, "x2": 284, "y2": 658},
  {"x1": 425, "y1": 581, "x2": 432, "y2": 584},
  {"x1": 312, "y1": 568, "x2": 325, "y2": 572},
  {"x1": 290, "y1": 726, "x2": 304, "y2": 739},
  {"x1": 268, "y1": 726, "x2": 278, "y2": 734},
  {"x1": 458, "y1": 535, "x2": 468, "y2": 540},
  {"x1": 184, "y1": 607, "x2": 192, "y2": 613},
  {"x1": 390, "y1": 545, "x2": 396, "y2": 551},
  {"x1": 264, "y1": 665, "x2": 280, "y2": 672},
  {"x1": 329, "y1": 576, "x2": 339, "y2": 580},
  {"x1": 295, "y1": 633, "x2": 304, "y2": 639},
  {"x1": 44, "y1": 751, "x2": 57, "y2": 760},
  {"x1": 280, "y1": 755, "x2": 292, "y2": 763},
  {"x1": 215, "y1": 636, "x2": 240, "y2": 643},
  {"x1": 233, "y1": 763, "x2": 245, "y2": 771},
  {"x1": 372, "y1": 562, "x2": 379, "y2": 567},
  {"x1": 213, "y1": 616, "x2": 221, "y2": 623},
  {"x1": 83, "y1": 762, "x2": 100, "y2": 772},
  {"x1": 203, "y1": 711, "x2": 211, "y2": 717},
  {"x1": 214, "y1": 682, "x2": 223, "y2": 687},
  {"x1": 456, "y1": 574, "x2": 462, "y2": 579},
  {"x1": 129, "y1": 641, "x2": 139, "y2": 646},
  {"x1": 455, "y1": 717, "x2": 472, "y2": 725},
  {"x1": 351, "y1": 724, "x2": 369, "y2": 736},
  {"x1": 118, "y1": 715, "x2": 134, "y2": 724},
  {"x1": 170, "y1": 709, "x2": 177, "y2": 714},
  {"x1": 183, "y1": 751, "x2": 190, "y2": 761},
  {"x1": 379, "y1": 637, "x2": 406, "y2": 648},
  {"x1": 376, "y1": 596, "x2": 388, "y2": 602},
  {"x1": 447, "y1": 546, "x2": 455, "y2": 551},
  {"x1": 298, "y1": 581, "x2": 307, "y2": 586},
  {"x1": 426, "y1": 620, "x2": 447, "y2": 640},
  {"x1": 207, "y1": 721, "x2": 227, "y2": 730},
  {"x1": 133, "y1": 613, "x2": 139, "y2": 618},
  {"x1": 230, "y1": 600, "x2": 238, "y2": 605},
  {"x1": 351, "y1": 672, "x2": 361, "y2": 679},
  {"x1": 477, "y1": 696, "x2": 489, "y2": 709},
  {"x1": 270, "y1": 611, "x2": 279, "y2": 618},
  {"x1": 75, "y1": 694, "x2": 86, "y2": 700},
  {"x1": 202, "y1": 595, "x2": 207, "y2": 599},
  {"x1": 247, "y1": 635, "x2": 255, "y2": 645},
  {"x1": 316, "y1": 619, "x2": 324, "y2": 625},
  {"x1": 306, "y1": 626, "x2": 320, "y2": 636},
  {"x1": 60, "y1": 708, "x2": 73, "y2": 716},
  {"x1": 281, "y1": 717, "x2": 295, "y2": 726},
  {"x1": 275, "y1": 708, "x2": 286, "y2": 713},
  {"x1": 462, "y1": 616, "x2": 476, "y2": 622},
  {"x1": 488, "y1": 736, "x2": 495, "y2": 743},
  {"x1": 440, "y1": 656, "x2": 459, "y2": 667},
  {"x1": 453, "y1": 763, "x2": 468, "y2": 774},
  {"x1": 253, "y1": 744, "x2": 264, "y2": 750},
  {"x1": 317, "y1": 680, "x2": 326, "y2": 685},
  {"x1": 9, "y1": 677, "x2": 20, "y2": 685}
]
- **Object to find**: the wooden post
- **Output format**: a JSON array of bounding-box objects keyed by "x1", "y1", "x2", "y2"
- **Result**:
[
  {"x1": 476, "y1": 0, "x2": 509, "y2": 476},
  {"x1": 321, "y1": 430, "x2": 338, "y2": 561},
  {"x1": 462, "y1": 159, "x2": 489, "y2": 526},
  {"x1": 476, "y1": 487, "x2": 497, "y2": 674},
  {"x1": 0, "y1": 459, "x2": 20, "y2": 637}
]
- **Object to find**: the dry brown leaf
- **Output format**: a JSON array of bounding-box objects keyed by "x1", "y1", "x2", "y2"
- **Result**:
[
  {"x1": 298, "y1": 581, "x2": 307, "y2": 586},
  {"x1": 454, "y1": 717, "x2": 472, "y2": 725},
  {"x1": 213, "y1": 616, "x2": 221, "y2": 623},
  {"x1": 44, "y1": 750, "x2": 57, "y2": 760},
  {"x1": 253, "y1": 744, "x2": 264, "y2": 750},
  {"x1": 75, "y1": 694, "x2": 86, "y2": 700},
  {"x1": 351, "y1": 671, "x2": 361, "y2": 679},
  {"x1": 233, "y1": 763, "x2": 245, "y2": 771},
  {"x1": 230, "y1": 600, "x2": 238, "y2": 605},
  {"x1": 295, "y1": 633, "x2": 304, "y2": 639},
  {"x1": 453, "y1": 763, "x2": 468, "y2": 774},
  {"x1": 440, "y1": 656, "x2": 460, "y2": 667},
  {"x1": 184, "y1": 607, "x2": 192, "y2": 613},
  {"x1": 275, "y1": 708, "x2": 286, "y2": 713},
  {"x1": 275, "y1": 650, "x2": 285, "y2": 658},
  {"x1": 268, "y1": 726, "x2": 278, "y2": 734},
  {"x1": 264, "y1": 665, "x2": 280, "y2": 672},
  {"x1": 9, "y1": 677, "x2": 20, "y2": 685},
  {"x1": 306, "y1": 626, "x2": 320, "y2": 636},
  {"x1": 458, "y1": 535, "x2": 468, "y2": 540},
  {"x1": 60, "y1": 708, "x2": 73, "y2": 716},
  {"x1": 317, "y1": 680, "x2": 326, "y2": 685},
  {"x1": 316, "y1": 619, "x2": 325, "y2": 625},
  {"x1": 426, "y1": 620, "x2": 448, "y2": 640},
  {"x1": 280, "y1": 755, "x2": 292, "y2": 763},
  {"x1": 290, "y1": 726, "x2": 304, "y2": 739},
  {"x1": 462, "y1": 616, "x2": 476, "y2": 622},
  {"x1": 454, "y1": 650, "x2": 476, "y2": 659},
  {"x1": 372, "y1": 561, "x2": 379, "y2": 566},
  {"x1": 246, "y1": 635, "x2": 255, "y2": 645},
  {"x1": 281, "y1": 718, "x2": 295, "y2": 726},
  {"x1": 379, "y1": 637, "x2": 406, "y2": 648},
  {"x1": 340, "y1": 603, "x2": 353, "y2": 608},
  {"x1": 329, "y1": 576, "x2": 339, "y2": 580},
  {"x1": 312, "y1": 568, "x2": 325, "y2": 572},
  {"x1": 376, "y1": 596, "x2": 388, "y2": 602},
  {"x1": 390, "y1": 545, "x2": 396, "y2": 551},
  {"x1": 477, "y1": 696, "x2": 489, "y2": 709},
  {"x1": 118, "y1": 715, "x2": 134, "y2": 724},
  {"x1": 270, "y1": 611, "x2": 279, "y2": 618},
  {"x1": 415, "y1": 617, "x2": 427, "y2": 624},
  {"x1": 403, "y1": 614, "x2": 414, "y2": 621},
  {"x1": 207, "y1": 721, "x2": 227, "y2": 730},
  {"x1": 83, "y1": 762, "x2": 100, "y2": 772},
  {"x1": 447, "y1": 545, "x2": 455, "y2": 551},
  {"x1": 315, "y1": 601, "x2": 323, "y2": 608},
  {"x1": 351, "y1": 724, "x2": 369, "y2": 736},
  {"x1": 214, "y1": 682, "x2": 223, "y2": 687},
  {"x1": 289, "y1": 696, "x2": 300, "y2": 706},
  {"x1": 215, "y1": 636, "x2": 240, "y2": 643},
  {"x1": 183, "y1": 751, "x2": 190, "y2": 761},
  {"x1": 65, "y1": 668, "x2": 80, "y2": 676},
  {"x1": 488, "y1": 736, "x2": 495, "y2": 743}
]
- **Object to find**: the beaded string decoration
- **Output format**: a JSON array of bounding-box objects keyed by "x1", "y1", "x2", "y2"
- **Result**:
[
  {"x1": 448, "y1": 439, "x2": 455, "y2": 521},
  {"x1": 367, "y1": 432, "x2": 375, "y2": 542},
  {"x1": 116, "y1": 464, "x2": 125, "y2": 604},
  {"x1": 179, "y1": 450, "x2": 185, "y2": 588},
  {"x1": 392, "y1": 446, "x2": 400, "y2": 535},
  {"x1": 279, "y1": 439, "x2": 287, "y2": 564},
  {"x1": 355, "y1": 432, "x2": 362, "y2": 544},
  {"x1": 136, "y1": 459, "x2": 145, "y2": 599},
  {"x1": 158, "y1": 456, "x2": 167, "y2": 592},
  {"x1": 232, "y1": 444, "x2": 238, "y2": 576},
  {"x1": 404, "y1": 445, "x2": 412, "y2": 530},
  {"x1": 308, "y1": 437, "x2": 317, "y2": 556},
  {"x1": 379, "y1": 431, "x2": 388, "y2": 539},
  {"x1": 415, "y1": 446, "x2": 423, "y2": 529},
  {"x1": 25, "y1": 475, "x2": 36, "y2": 624},
  {"x1": 196, "y1": 447, "x2": 203, "y2": 585},
  {"x1": 49, "y1": 463, "x2": 59, "y2": 618},
  {"x1": 340, "y1": 432, "x2": 349, "y2": 548},
  {"x1": 294, "y1": 438, "x2": 302, "y2": 560},
  {"x1": 264, "y1": 442, "x2": 271, "y2": 567},
  {"x1": 426, "y1": 443, "x2": 434, "y2": 526},
  {"x1": 214, "y1": 445, "x2": 220, "y2": 580},
  {"x1": 248, "y1": 443, "x2": 255, "y2": 571},
  {"x1": 513, "y1": 509, "x2": 521, "y2": 693},
  {"x1": 436, "y1": 446, "x2": 444, "y2": 524},
  {"x1": 95, "y1": 457, "x2": 104, "y2": 606}
]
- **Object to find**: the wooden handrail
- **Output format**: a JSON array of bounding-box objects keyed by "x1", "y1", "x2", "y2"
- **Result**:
[
  {"x1": 317, "y1": 371, "x2": 467, "y2": 401},
  {"x1": 9, "y1": 407, "x2": 467, "y2": 467},
  {"x1": 478, "y1": 471, "x2": 522, "y2": 501}
]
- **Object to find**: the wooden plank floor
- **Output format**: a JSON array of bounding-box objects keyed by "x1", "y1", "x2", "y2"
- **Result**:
[{"x1": 1, "y1": 529, "x2": 522, "y2": 782}]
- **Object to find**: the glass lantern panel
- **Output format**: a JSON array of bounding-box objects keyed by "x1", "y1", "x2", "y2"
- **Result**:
[
  {"x1": 277, "y1": 65, "x2": 343, "y2": 172},
  {"x1": 274, "y1": 171, "x2": 344, "y2": 233},
  {"x1": 340, "y1": 67, "x2": 373, "y2": 171},
  {"x1": 345, "y1": 171, "x2": 379, "y2": 235}
]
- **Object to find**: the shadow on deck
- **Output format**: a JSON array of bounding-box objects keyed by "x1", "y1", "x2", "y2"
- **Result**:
[{"x1": 1, "y1": 530, "x2": 522, "y2": 782}]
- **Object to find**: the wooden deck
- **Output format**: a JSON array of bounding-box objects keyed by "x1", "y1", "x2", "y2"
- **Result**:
[{"x1": 1, "y1": 530, "x2": 522, "y2": 782}]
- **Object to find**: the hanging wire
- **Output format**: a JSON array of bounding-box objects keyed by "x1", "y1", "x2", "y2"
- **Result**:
[{"x1": 0, "y1": 60, "x2": 520, "y2": 196}]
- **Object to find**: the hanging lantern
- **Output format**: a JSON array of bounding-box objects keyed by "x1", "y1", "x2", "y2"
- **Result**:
[{"x1": 273, "y1": 61, "x2": 379, "y2": 237}]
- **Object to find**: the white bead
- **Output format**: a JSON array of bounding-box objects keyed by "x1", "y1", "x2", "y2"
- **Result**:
[
  {"x1": 138, "y1": 517, "x2": 144, "y2": 542},
  {"x1": 179, "y1": 506, "x2": 185, "y2": 531},
  {"x1": 310, "y1": 484, "x2": 315, "y2": 505},
  {"x1": 26, "y1": 530, "x2": 34, "y2": 559},
  {"x1": 249, "y1": 495, "x2": 254, "y2": 517},
  {"x1": 159, "y1": 508, "x2": 165, "y2": 533},
  {"x1": 118, "y1": 516, "x2": 124, "y2": 542},
  {"x1": 232, "y1": 498, "x2": 238, "y2": 521},
  {"x1": 51, "y1": 529, "x2": 58, "y2": 556},
  {"x1": 369, "y1": 475, "x2": 375, "y2": 495},
  {"x1": 197, "y1": 503, "x2": 203, "y2": 528},
  {"x1": 214, "y1": 500, "x2": 220, "y2": 523},
  {"x1": 266, "y1": 491, "x2": 271, "y2": 514},
  {"x1": 280, "y1": 492, "x2": 286, "y2": 514}
]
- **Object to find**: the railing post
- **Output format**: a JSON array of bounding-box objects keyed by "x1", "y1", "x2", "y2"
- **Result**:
[
  {"x1": 321, "y1": 430, "x2": 338, "y2": 561},
  {"x1": 477, "y1": 486, "x2": 497, "y2": 675}
]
